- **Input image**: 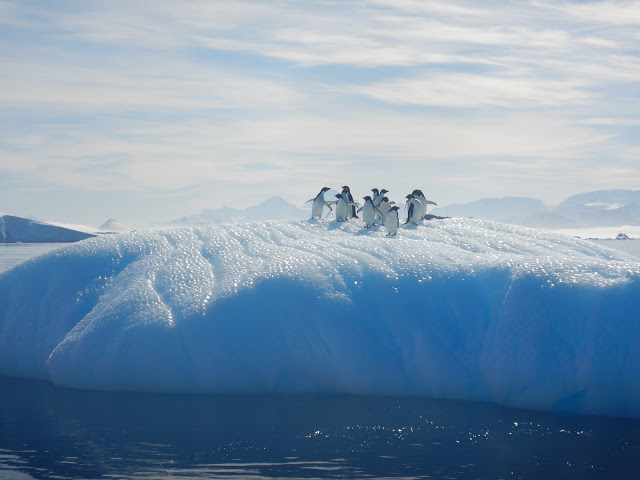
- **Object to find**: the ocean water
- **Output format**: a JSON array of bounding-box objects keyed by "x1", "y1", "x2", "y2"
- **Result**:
[
  {"x1": 2, "y1": 238, "x2": 640, "y2": 479},
  {"x1": 0, "y1": 243, "x2": 65, "y2": 272},
  {"x1": 1, "y1": 376, "x2": 640, "y2": 480}
]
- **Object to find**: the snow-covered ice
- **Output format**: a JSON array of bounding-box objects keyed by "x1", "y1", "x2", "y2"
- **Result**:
[{"x1": 1, "y1": 218, "x2": 639, "y2": 418}]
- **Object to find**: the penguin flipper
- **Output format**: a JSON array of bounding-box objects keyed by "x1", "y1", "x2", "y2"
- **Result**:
[
  {"x1": 357, "y1": 207, "x2": 363, "y2": 213},
  {"x1": 427, "y1": 200, "x2": 437, "y2": 206},
  {"x1": 305, "y1": 198, "x2": 315, "y2": 203}
]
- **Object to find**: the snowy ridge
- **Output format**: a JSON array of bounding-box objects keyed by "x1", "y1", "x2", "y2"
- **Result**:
[{"x1": 1, "y1": 218, "x2": 639, "y2": 418}]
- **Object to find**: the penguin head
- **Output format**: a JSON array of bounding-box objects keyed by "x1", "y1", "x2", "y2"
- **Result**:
[
  {"x1": 342, "y1": 185, "x2": 350, "y2": 191},
  {"x1": 382, "y1": 196, "x2": 389, "y2": 202},
  {"x1": 363, "y1": 195, "x2": 372, "y2": 201},
  {"x1": 390, "y1": 206, "x2": 400, "y2": 212},
  {"x1": 380, "y1": 189, "x2": 389, "y2": 194},
  {"x1": 335, "y1": 194, "x2": 342, "y2": 199},
  {"x1": 371, "y1": 188, "x2": 379, "y2": 195},
  {"x1": 321, "y1": 186, "x2": 331, "y2": 192},
  {"x1": 412, "y1": 189, "x2": 423, "y2": 196},
  {"x1": 405, "y1": 194, "x2": 414, "y2": 200}
]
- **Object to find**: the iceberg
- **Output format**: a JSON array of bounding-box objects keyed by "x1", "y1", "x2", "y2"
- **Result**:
[{"x1": 1, "y1": 218, "x2": 639, "y2": 418}]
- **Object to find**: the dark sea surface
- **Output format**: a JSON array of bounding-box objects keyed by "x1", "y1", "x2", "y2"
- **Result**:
[{"x1": 1, "y1": 376, "x2": 640, "y2": 480}]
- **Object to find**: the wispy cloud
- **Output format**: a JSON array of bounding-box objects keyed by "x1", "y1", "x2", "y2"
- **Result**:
[
  {"x1": 0, "y1": 55, "x2": 302, "y2": 112},
  {"x1": 1, "y1": 0, "x2": 639, "y2": 225},
  {"x1": 535, "y1": 0, "x2": 640, "y2": 26},
  {"x1": 358, "y1": 72, "x2": 593, "y2": 108}
]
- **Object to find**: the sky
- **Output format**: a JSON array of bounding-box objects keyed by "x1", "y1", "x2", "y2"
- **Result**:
[{"x1": 1, "y1": 0, "x2": 639, "y2": 227}]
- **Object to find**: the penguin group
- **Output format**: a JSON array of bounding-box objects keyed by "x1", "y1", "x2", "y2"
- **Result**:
[{"x1": 306, "y1": 186, "x2": 437, "y2": 236}]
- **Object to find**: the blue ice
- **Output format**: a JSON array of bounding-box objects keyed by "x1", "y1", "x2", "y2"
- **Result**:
[{"x1": 1, "y1": 218, "x2": 639, "y2": 418}]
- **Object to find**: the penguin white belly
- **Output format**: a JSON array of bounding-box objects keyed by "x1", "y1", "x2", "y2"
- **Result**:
[
  {"x1": 335, "y1": 198, "x2": 349, "y2": 221},
  {"x1": 379, "y1": 202, "x2": 391, "y2": 221},
  {"x1": 417, "y1": 195, "x2": 428, "y2": 218},
  {"x1": 363, "y1": 203, "x2": 375, "y2": 227},
  {"x1": 384, "y1": 211, "x2": 399, "y2": 235},
  {"x1": 311, "y1": 196, "x2": 326, "y2": 219},
  {"x1": 413, "y1": 198, "x2": 425, "y2": 223}
]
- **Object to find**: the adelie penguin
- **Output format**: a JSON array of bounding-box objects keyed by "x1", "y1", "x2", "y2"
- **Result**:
[
  {"x1": 371, "y1": 188, "x2": 380, "y2": 205},
  {"x1": 334, "y1": 194, "x2": 350, "y2": 222},
  {"x1": 405, "y1": 194, "x2": 423, "y2": 225},
  {"x1": 412, "y1": 189, "x2": 437, "y2": 219},
  {"x1": 306, "y1": 187, "x2": 333, "y2": 219},
  {"x1": 373, "y1": 188, "x2": 388, "y2": 207},
  {"x1": 372, "y1": 188, "x2": 388, "y2": 220},
  {"x1": 341, "y1": 186, "x2": 359, "y2": 219},
  {"x1": 383, "y1": 206, "x2": 400, "y2": 236},
  {"x1": 358, "y1": 196, "x2": 377, "y2": 228},
  {"x1": 377, "y1": 196, "x2": 394, "y2": 223}
]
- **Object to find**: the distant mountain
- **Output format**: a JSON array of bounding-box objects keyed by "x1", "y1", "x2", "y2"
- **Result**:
[
  {"x1": 170, "y1": 196, "x2": 308, "y2": 226},
  {"x1": 556, "y1": 189, "x2": 640, "y2": 209},
  {"x1": 551, "y1": 189, "x2": 640, "y2": 227},
  {"x1": 99, "y1": 218, "x2": 130, "y2": 232},
  {"x1": 0, "y1": 215, "x2": 97, "y2": 243},
  {"x1": 432, "y1": 189, "x2": 640, "y2": 229}
]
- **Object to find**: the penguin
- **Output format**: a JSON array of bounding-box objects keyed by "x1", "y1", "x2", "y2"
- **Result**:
[
  {"x1": 383, "y1": 205, "x2": 400, "y2": 236},
  {"x1": 359, "y1": 195, "x2": 376, "y2": 228},
  {"x1": 373, "y1": 189, "x2": 388, "y2": 206},
  {"x1": 334, "y1": 194, "x2": 349, "y2": 222},
  {"x1": 405, "y1": 194, "x2": 423, "y2": 225},
  {"x1": 378, "y1": 196, "x2": 395, "y2": 222},
  {"x1": 373, "y1": 188, "x2": 388, "y2": 220},
  {"x1": 342, "y1": 186, "x2": 359, "y2": 218},
  {"x1": 306, "y1": 187, "x2": 332, "y2": 219},
  {"x1": 371, "y1": 189, "x2": 380, "y2": 219},
  {"x1": 412, "y1": 189, "x2": 437, "y2": 218}
]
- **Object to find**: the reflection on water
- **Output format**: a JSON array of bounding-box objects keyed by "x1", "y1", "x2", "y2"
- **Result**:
[{"x1": 1, "y1": 377, "x2": 639, "y2": 479}]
